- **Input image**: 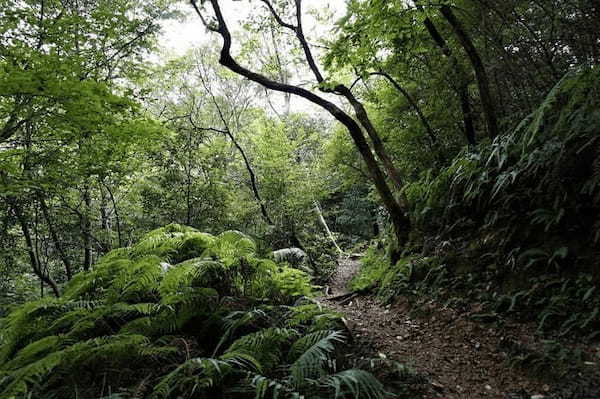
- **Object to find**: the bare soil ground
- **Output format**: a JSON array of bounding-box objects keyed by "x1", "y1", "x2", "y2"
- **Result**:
[{"x1": 320, "y1": 258, "x2": 600, "y2": 399}]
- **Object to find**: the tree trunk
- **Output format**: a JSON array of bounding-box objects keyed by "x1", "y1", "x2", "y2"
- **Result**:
[
  {"x1": 226, "y1": 130, "x2": 273, "y2": 225},
  {"x1": 82, "y1": 187, "x2": 92, "y2": 271},
  {"x1": 99, "y1": 184, "x2": 112, "y2": 251},
  {"x1": 195, "y1": 0, "x2": 411, "y2": 246},
  {"x1": 39, "y1": 196, "x2": 73, "y2": 280},
  {"x1": 196, "y1": 72, "x2": 274, "y2": 226},
  {"x1": 458, "y1": 89, "x2": 477, "y2": 146},
  {"x1": 335, "y1": 85, "x2": 405, "y2": 190},
  {"x1": 439, "y1": 5, "x2": 499, "y2": 139},
  {"x1": 11, "y1": 200, "x2": 60, "y2": 297},
  {"x1": 419, "y1": 7, "x2": 478, "y2": 145},
  {"x1": 102, "y1": 181, "x2": 123, "y2": 248},
  {"x1": 314, "y1": 201, "x2": 343, "y2": 254}
]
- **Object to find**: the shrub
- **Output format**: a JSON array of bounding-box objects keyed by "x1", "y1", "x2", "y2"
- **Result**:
[{"x1": 0, "y1": 225, "x2": 386, "y2": 398}]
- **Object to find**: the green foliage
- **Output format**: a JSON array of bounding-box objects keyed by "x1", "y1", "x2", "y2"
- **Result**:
[
  {"x1": 350, "y1": 248, "x2": 444, "y2": 304},
  {"x1": 288, "y1": 330, "x2": 345, "y2": 387},
  {"x1": 389, "y1": 67, "x2": 600, "y2": 336},
  {"x1": 405, "y1": 68, "x2": 600, "y2": 259},
  {"x1": 505, "y1": 339, "x2": 585, "y2": 379},
  {"x1": 349, "y1": 247, "x2": 390, "y2": 292},
  {"x1": 322, "y1": 369, "x2": 387, "y2": 399},
  {"x1": 0, "y1": 225, "x2": 382, "y2": 398},
  {"x1": 301, "y1": 232, "x2": 341, "y2": 284}
]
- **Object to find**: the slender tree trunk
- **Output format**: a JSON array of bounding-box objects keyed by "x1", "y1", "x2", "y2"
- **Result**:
[
  {"x1": 102, "y1": 181, "x2": 122, "y2": 248},
  {"x1": 82, "y1": 187, "x2": 92, "y2": 271},
  {"x1": 39, "y1": 196, "x2": 73, "y2": 280},
  {"x1": 196, "y1": 73, "x2": 274, "y2": 226},
  {"x1": 459, "y1": 89, "x2": 477, "y2": 145},
  {"x1": 99, "y1": 184, "x2": 112, "y2": 251},
  {"x1": 439, "y1": 5, "x2": 499, "y2": 139},
  {"x1": 194, "y1": 0, "x2": 411, "y2": 246},
  {"x1": 335, "y1": 86, "x2": 404, "y2": 190},
  {"x1": 228, "y1": 131, "x2": 273, "y2": 225},
  {"x1": 370, "y1": 71, "x2": 438, "y2": 147},
  {"x1": 11, "y1": 200, "x2": 60, "y2": 297},
  {"x1": 419, "y1": 6, "x2": 477, "y2": 145},
  {"x1": 314, "y1": 201, "x2": 343, "y2": 254}
]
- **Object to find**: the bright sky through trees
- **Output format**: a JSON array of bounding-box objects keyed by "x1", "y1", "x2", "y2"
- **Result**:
[{"x1": 160, "y1": 0, "x2": 347, "y2": 55}]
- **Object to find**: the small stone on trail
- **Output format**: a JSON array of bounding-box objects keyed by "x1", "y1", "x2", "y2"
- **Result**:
[
  {"x1": 431, "y1": 381, "x2": 444, "y2": 392},
  {"x1": 485, "y1": 385, "x2": 492, "y2": 391},
  {"x1": 531, "y1": 395, "x2": 545, "y2": 399}
]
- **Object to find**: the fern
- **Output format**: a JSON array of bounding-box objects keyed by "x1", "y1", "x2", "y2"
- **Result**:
[
  {"x1": 289, "y1": 330, "x2": 346, "y2": 388},
  {"x1": 321, "y1": 369, "x2": 387, "y2": 399},
  {"x1": 206, "y1": 230, "x2": 257, "y2": 267},
  {"x1": 225, "y1": 327, "x2": 298, "y2": 373},
  {"x1": 213, "y1": 308, "x2": 270, "y2": 356},
  {"x1": 0, "y1": 225, "x2": 383, "y2": 398},
  {"x1": 151, "y1": 357, "x2": 232, "y2": 399}
]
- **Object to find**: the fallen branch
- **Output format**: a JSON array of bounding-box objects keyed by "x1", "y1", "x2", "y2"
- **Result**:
[
  {"x1": 328, "y1": 287, "x2": 371, "y2": 301},
  {"x1": 339, "y1": 293, "x2": 358, "y2": 305}
]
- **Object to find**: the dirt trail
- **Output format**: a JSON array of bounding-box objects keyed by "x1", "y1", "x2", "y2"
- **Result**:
[{"x1": 320, "y1": 257, "x2": 597, "y2": 399}]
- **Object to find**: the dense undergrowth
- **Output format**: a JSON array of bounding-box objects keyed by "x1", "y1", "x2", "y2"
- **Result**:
[
  {"x1": 0, "y1": 224, "x2": 387, "y2": 399},
  {"x1": 352, "y1": 67, "x2": 600, "y2": 340}
]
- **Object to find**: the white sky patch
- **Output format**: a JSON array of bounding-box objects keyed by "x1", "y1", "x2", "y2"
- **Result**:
[
  {"x1": 160, "y1": 0, "x2": 347, "y2": 55},
  {"x1": 158, "y1": 0, "x2": 348, "y2": 116}
]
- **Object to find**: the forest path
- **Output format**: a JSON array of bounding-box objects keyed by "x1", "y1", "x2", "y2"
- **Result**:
[{"x1": 320, "y1": 257, "x2": 554, "y2": 399}]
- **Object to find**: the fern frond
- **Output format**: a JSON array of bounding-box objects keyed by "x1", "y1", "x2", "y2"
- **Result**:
[
  {"x1": 207, "y1": 230, "x2": 257, "y2": 266},
  {"x1": 289, "y1": 330, "x2": 346, "y2": 388},
  {"x1": 320, "y1": 369, "x2": 387, "y2": 399},
  {"x1": 225, "y1": 328, "x2": 298, "y2": 373},
  {"x1": 150, "y1": 357, "x2": 232, "y2": 399},
  {"x1": 212, "y1": 308, "x2": 270, "y2": 356}
]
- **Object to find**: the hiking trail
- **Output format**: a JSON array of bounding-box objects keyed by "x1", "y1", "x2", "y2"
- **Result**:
[{"x1": 320, "y1": 257, "x2": 598, "y2": 399}]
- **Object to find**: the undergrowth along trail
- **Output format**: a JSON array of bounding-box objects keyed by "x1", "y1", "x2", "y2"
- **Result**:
[{"x1": 322, "y1": 258, "x2": 600, "y2": 399}]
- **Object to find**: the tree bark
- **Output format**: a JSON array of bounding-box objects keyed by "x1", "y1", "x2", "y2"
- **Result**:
[
  {"x1": 102, "y1": 181, "x2": 122, "y2": 248},
  {"x1": 82, "y1": 186, "x2": 92, "y2": 271},
  {"x1": 39, "y1": 196, "x2": 73, "y2": 280},
  {"x1": 439, "y1": 5, "x2": 499, "y2": 139},
  {"x1": 419, "y1": 7, "x2": 477, "y2": 145},
  {"x1": 11, "y1": 200, "x2": 60, "y2": 297},
  {"x1": 369, "y1": 71, "x2": 438, "y2": 148},
  {"x1": 191, "y1": 0, "x2": 411, "y2": 246},
  {"x1": 314, "y1": 201, "x2": 343, "y2": 254}
]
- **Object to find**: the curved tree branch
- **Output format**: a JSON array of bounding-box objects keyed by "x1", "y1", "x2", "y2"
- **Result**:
[
  {"x1": 260, "y1": 0, "x2": 295, "y2": 30},
  {"x1": 191, "y1": 0, "x2": 411, "y2": 244},
  {"x1": 416, "y1": 1, "x2": 477, "y2": 145},
  {"x1": 257, "y1": 0, "x2": 405, "y2": 190},
  {"x1": 369, "y1": 71, "x2": 437, "y2": 147},
  {"x1": 439, "y1": 4, "x2": 498, "y2": 139}
]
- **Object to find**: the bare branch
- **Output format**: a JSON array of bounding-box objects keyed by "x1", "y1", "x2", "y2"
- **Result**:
[
  {"x1": 260, "y1": 0, "x2": 295, "y2": 30},
  {"x1": 196, "y1": 0, "x2": 411, "y2": 243},
  {"x1": 190, "y1": 0, "x2": 216, "y2": 31},
  {"x1": 370, "y1": 71, "x2": 438, "y2": 146},
  {"x1": 293, "y1": 0, "x2": 325, "y2": 83}
]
